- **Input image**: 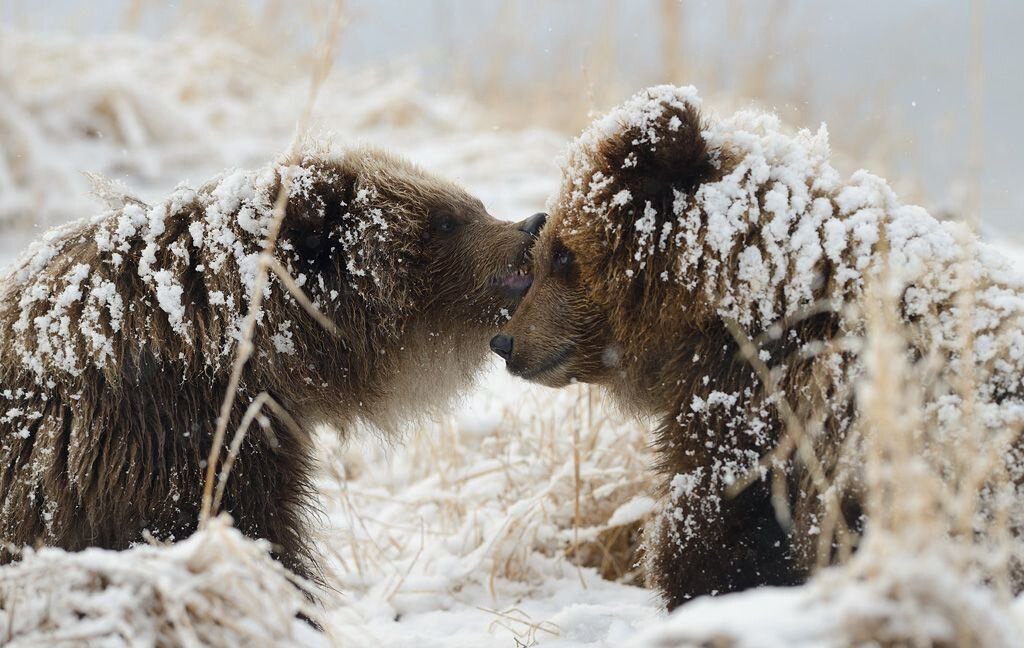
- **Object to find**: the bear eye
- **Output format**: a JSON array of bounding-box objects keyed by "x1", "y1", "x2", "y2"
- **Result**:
[
  {"x1": 553, "y1": 248, "x2": 573, "y2": 272},
  {"x1": 436, "y1": 214, "x2": 459, "y2": 234}
]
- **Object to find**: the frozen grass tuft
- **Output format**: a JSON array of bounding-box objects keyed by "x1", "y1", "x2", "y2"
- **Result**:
[
  {"x1": 0, "y1": 516, "x2": 324, "y2": 648},
  {"x1": 627, "y1": 549, "x2": 1023, "y2": 648}
]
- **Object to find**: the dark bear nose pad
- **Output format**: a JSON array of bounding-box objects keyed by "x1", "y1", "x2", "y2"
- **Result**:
[
  {"x1": 489, "y1": 334, "x2": 514, "y2": 361},
  {"x1": 518, "y1": 212, "x2": 548, "y2": 238}
]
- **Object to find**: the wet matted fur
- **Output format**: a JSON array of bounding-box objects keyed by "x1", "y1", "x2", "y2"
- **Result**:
[
  {"x1": 0, "y1": 147, "x2": 539, "y2": 580},
  {"x1": 495, "y1": 86, "x2": 1024, "y2": 609}
]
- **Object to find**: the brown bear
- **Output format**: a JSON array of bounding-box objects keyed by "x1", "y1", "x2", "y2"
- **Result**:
[
  {"x1": 0, "y1": 147, "x2": 546, "y2": 581},
  {"x1": 491, "y1": 85, "x2": 1024, "y2": 609}
]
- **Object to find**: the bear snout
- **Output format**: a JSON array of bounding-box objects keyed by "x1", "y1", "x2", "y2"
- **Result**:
[
  {"x1": 489, "y1": 334, "x2": 514, "y2": 361},
  {"x1": 517, "y1": 212, "x2": 548, "y2": 238}
]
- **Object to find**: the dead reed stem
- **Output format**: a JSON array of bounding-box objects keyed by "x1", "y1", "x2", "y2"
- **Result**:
[
  {"x1": 212, "y1": 391, "x2": 304, "y2": 513},
  {"x1": 658, "y1": 0, "x2": 685, "y2": 83},
  {"x1": 966, "y1": 0, "x2": 985, "y2": 232}
]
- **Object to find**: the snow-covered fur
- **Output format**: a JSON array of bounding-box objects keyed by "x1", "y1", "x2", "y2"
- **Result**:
[
  {"x1": 0, "y1": 147, "x2": 539, "y2": 580},
  {"x1": 495, "y1": 85, "x2": 1024, "y2": 609}
]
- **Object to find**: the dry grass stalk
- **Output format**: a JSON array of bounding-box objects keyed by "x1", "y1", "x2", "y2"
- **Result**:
[
  {"x1": 319, "y1": 383, "x2": 657, "y2": 599},
  {"x1": 479, "y1": 606, "x2": 560, "y2": 644},
  {"x1": 723, "y1": 315, "x2": 853, "y2": 563},
  {"x1": 199, "y1": 0, "x2": 346, "y2": 525},
  {"x1": 212, "y1": 391, "x2": 305, "y2": 513},
  {"x1": 840, "y1": 218, "x2": 1020, "y2": 644},
  {"x1": 658, "y1": 0, "x2": 686, "y2": 84},
  {"x1": 572, "y1": 387, "x2": 587, "y2": 587}
]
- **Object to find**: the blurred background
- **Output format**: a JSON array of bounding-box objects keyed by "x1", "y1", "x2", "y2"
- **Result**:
[
  {"x1": 1, "y1": 0, "x2": 1020, "y2": 240},
  {"x1": 3, "y1": 5, "x2": 1023, "y2": 642}
]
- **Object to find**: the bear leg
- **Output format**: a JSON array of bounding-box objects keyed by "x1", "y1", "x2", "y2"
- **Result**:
[{"x1": 645, "y1": 476, "x2": 805, "y2": 611}]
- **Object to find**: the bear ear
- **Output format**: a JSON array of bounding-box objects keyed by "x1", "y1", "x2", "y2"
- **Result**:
[
  {"x1": 594, "y1": 91, "x2": 714, "y2": 217},
  {"x1": 281, "y1": 166, "x2": 356, "y2": 253},
  {"x1": 280, "y1": 194, "x2": 329, "y2": 254}
]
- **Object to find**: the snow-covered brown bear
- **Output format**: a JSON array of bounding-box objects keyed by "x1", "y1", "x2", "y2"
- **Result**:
[
  {"x1": 491, "y1": 85, "x2": 1024, "y2": 609},
  {"x1": 0, "y1": 147, "x2": 546, "y2": 581}
]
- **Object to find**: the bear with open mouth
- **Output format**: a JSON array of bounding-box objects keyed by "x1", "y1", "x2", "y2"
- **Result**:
[
  {"x1": 0, "y1": 146, "x2": 545, "y2": 581},
  {"x1": 492, "y1": 85, "x2": 1024, "y2": 609}
]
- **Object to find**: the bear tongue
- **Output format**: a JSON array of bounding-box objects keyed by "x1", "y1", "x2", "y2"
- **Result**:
[{"x1": 499, "y1": 272, "x2": 533, "y2": 294}]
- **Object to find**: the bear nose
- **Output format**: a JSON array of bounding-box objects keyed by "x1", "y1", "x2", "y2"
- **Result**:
[
  {"x1": 518, "y1": 212, "x2": 548, "y2": 238},
  {"x1": 489, "y1": 334, "x2": 514, "y2": 361}
]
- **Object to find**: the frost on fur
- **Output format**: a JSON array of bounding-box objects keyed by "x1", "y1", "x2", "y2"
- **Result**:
[{"x1": 2, "y1": 152, "x2": 397, "y2": 384}]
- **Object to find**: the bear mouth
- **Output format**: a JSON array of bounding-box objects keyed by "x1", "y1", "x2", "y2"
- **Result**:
[{"x1": 490, "y1": 266, "x2": 534, "y2": 297}]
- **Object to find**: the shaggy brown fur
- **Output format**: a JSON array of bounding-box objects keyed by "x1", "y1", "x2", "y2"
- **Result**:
[
  {"x1": 493, "y1": 86, "x2": 1024, "y2": 609},
  {"x1": 0, "y1": 147, "x2": 543, "y2": 580}
]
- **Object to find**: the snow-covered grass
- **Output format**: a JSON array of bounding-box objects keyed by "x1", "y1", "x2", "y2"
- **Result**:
[
  {"x1": 2, "y1": 23, "x2": 1024, "y2": 648},
  {"x1": 314, "y1": 372, "x2": 661, "y2": 646},
  {"x1": 0, "y1": 516, "x2": 323, "y2": 647},
  {"x1": 628, "y1": 554, "x2": 1024, "y2": 648},
  {"x1": 0, "y1": 29, "x2": 562, "y2": 231}
]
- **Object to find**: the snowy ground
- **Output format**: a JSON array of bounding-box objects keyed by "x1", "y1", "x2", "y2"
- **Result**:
[
  {"x1": 3, "y1": 29, "x2": 1024, "y2": 648},
  {"x1": 312, "y1": 371, "x2": 662, "y2": 647}
]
